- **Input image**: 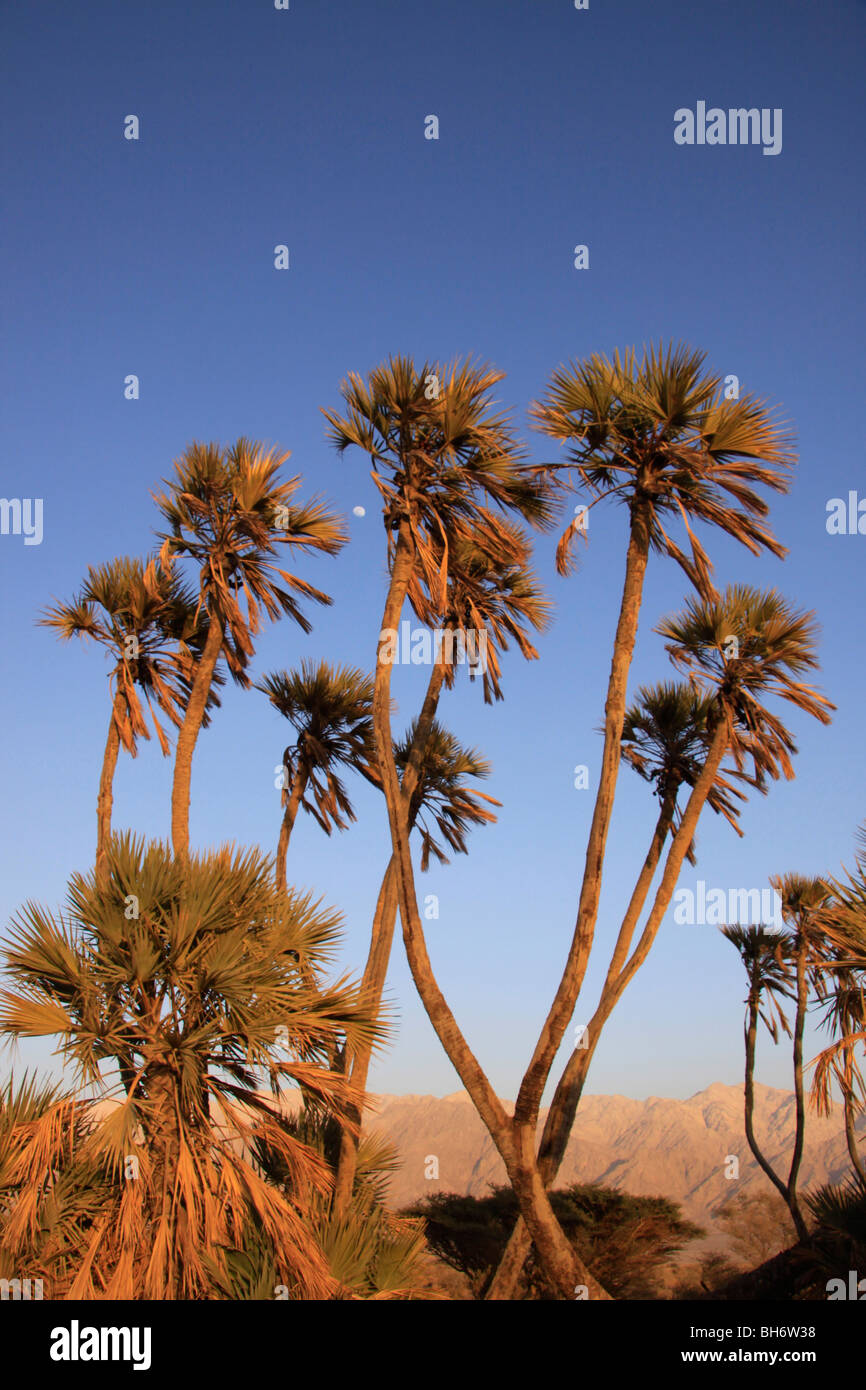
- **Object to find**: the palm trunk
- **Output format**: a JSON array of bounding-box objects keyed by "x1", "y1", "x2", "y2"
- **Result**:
[
  {"x1": 275, "y1": 769, "x2": 307, "y2": 891},
  {"x1": 332, "y1": 657, "x2": 448, "y2": 1214},
  {"x1": 96, "y1": 690, "x2": 125, "y2": 881},
  {"x1": 488, "y1": 786, "x2": 684, "y2": 1298},
  {"x1": 844, "y1": 1062, "x2": 866, "y2": 1183},
  {"x1": 786, "y1": 945, "x2": 810, "y2": 1240},
  {"x1": 332, "y1": 858, "x2": 399, "y2": 1215},
  {"x1": 515, "y1": 519, "x2": 650, "y2": 1128},
  {"x1": 170, "y1": 614, "x2": 223, "y2": 860},
  {"x1": 743, "y1": 1002, "x2": 797, "y2": 1226},
  {"x1": 372, "y1": 521, "x2": 609, "y2": 1299}
]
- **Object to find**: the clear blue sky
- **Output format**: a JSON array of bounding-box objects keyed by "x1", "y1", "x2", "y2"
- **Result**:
[{"x1": 1, "y1": 0, "x2": 863, "y2": 1105}]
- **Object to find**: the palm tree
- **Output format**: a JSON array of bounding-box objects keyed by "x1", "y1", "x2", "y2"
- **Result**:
[
  {"x1": 0, "y1": 1071, "x2": 102, "y2": 1297},
  {"x1": 486, "y1": 682, "x2": 757, "y2": 1297},
  {"x1": 814, "y1": 970, "x2": 866, "y2": 1183},
  {"x1": 154, "y1": 439, "x2": 347, "y2": 859},
  {"x1": 0, "y1": 834, "x2": 384, "y2": 1298},
  {"x1": 40, "y1": 556, "x2": 214, "y2": 877},
  {"x1": 324, "y1": 356, "x2": 604, "y2": 1298},
  {"x1": 254, "y1": 1105, "x2": 433, "y2": 1299},
  {"x1": 332, "y1": 720, "x2": 500, "y2": 1215},
  {"x1": 517, "y1": 343, "x2": 794, "y2": 1144},
  {"x1": 811, "y1": 836, "x2": 866, "y2": 1182},
  {"x1": 722, "y1": 923, "x2": 804, "y2": 1237},
  {"x1": 491, "y1": 584, "x2": 832, "y2": 1293},
  {"x1": 771, "y1": 874, "x2": 834, "y2": 1235},
  {"x1": 256, "y1": 662, "x2": 377, "y2": 890}
]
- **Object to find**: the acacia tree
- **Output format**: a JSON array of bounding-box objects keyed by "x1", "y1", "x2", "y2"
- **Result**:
[
  {"x1": 257, "y1": 662, "x2": 377, "y2": 890},
  {"x1": 40, "y1": 557, "x2": 214, "y2": 878},
  {"x1": 0, "y1": 835, "x2": 383, "y2": 1298},
  {"x1": 154, "y1": 439, "x2": 347, "y2": 859}
]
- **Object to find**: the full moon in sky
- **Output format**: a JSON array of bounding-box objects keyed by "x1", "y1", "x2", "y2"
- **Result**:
[{"x1": 353, "y1": 506, "x2": 366, "y2": 517}]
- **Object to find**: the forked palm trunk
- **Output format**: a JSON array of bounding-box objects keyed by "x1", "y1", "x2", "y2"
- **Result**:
[
  {"x1": 96, "y1": 690, "x2": 125, "y2": 881},
  {"x1": 743, "y1": 1003, "x2": 802, "y2": 1236},
  {"x1": 514, "y1": 520, "x2": 650, "y2": 1131},
  {"x1": 170, "y1": 614, "x2": 223, "y2": 859},
  {"x1": 488, "y1": 746, "x2": 723, "y2": 1299},
  {"x1": 275, "y1": 770, "x2": 307, "y2": 891},
  {"x1": 371, "y1": 522, "x2": 609, "y2": 1300}
]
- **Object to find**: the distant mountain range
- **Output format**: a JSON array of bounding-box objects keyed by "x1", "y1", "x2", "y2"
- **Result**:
[{"x1": 363, "y1": 1082, "x2": 862, "y2": 1232}]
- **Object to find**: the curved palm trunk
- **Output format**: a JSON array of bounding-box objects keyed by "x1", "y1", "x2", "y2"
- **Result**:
[
  {"x1": 170, "y1": 614, "x2": 223, "y2": 860},
  {"x1": 786, "y1": 946, "x2": 810, "y2": 1239},
  {"x1": 275, "y1": 769, "x2": 307, "y2": 891},
  {"x1": 332, "y1": 858, "x2": 399, "y2": 1214},
  {"x1": 372, "y1": 522, "x2": 609, "y2": 1300},
  {"x1": 332, "y1": 660, "x2": 447, "y2": 1214},
  {"x1": 488, "y1": 785, "x2": 691, "y2": 1297},
  {"x1": 515, "y1": 521, "x2": 650, "y2": 1130},
  {"x1": 743, "y1": 1003, "x2": 798, "y2": 1224},
  {"x1": 96, "y1": 691, "x2": 125, "y2": 881}
]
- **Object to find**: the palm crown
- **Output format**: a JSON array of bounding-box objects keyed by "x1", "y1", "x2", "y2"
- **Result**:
[
  {"x1": 258, "y1": 661, "x2": 377, "y2": 836},
  {"x1": 722, "y1": 923, "x2": 793, "y2": 1042},
  {"x1": 621, "y1": 681, "x2": 757, "y2": 838},
  {"x1": 656, "y1": 584, "x2": 834, "y2": 783},
  {"x1": 0, "y1": 835, "x2": 384, "y2": 1298},
  {"x1": 41, "y1": 555, "x2": 212, "y2": 756},
  {"x1": 532, "y1": 341, "x2": 794, "y2": 597},
  {"x1": 395, "y1": 720, "x2": 500, "y2": 871},
  {"x1": 323, "y1": 356, "x2": 555, "y2": 621},
  {"x1": 155, "y1": 438, "x2": 347, "y2": 684}
]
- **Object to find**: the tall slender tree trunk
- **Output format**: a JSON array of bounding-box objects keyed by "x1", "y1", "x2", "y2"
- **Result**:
[
  {"x1": 786, "y1": 945, "x2": 810, "y2": 1239},
  {"x1": 275, "y1": 769, "x2": 307, "y2": 891},
  {"x1": 96, "y1": 690, "x2": 125, "y2": 881},
  {"x1": 844, "y1": 1061, "x2": 866, "y2": 1184},
  {"x1": 492, "y1": 783, "x2": 700, "y2": 1289},
  {"x1": 515, "y1": 520, "x2": 650, "y2": 1129},
  {"x1": 332, "y1": 660, "x2": 446, "y2": 1214},
  {"x1": 489, "y1": 772, "x2": 710, "y2": 1298},
  {"x1": 371, "y1": 522, "x2": 610, "y2": 1299},
  {"x1": 332, "y1": 858, "x2": 399, "y2": 1215},
  {"x1": 170, "y1": 614, "x2": 223, "y2": 860},
  {"x1": 742, "y1": 1003, "x2": 803, "y2": 1239}
]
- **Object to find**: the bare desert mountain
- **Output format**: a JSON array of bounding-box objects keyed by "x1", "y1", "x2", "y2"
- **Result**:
[{"x1": 362, "y1": 1082, "x2": 862, "y2": 1231}]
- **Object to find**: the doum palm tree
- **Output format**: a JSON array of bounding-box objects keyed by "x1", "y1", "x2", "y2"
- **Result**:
[
  {"x1": 332, "y1": 719, "x2": 500, "y2": 1215},
  {"x1": 721, "y1": 923, "x2": 805, "y2": 1238},
  {"x1": 155, "y1": 439, "x2": 347, "y2": 859},
  {"x1": 489, "y1": 583, "x2": 834, "y2": 1295},
  {"x1": 40, "y1": 556, "x2": 216, "y2": 877},
  {"x1": 517, "y1": 343, "x2": 794, "y2": 1145},
  {"x1": 812, "y1": 834, "x2": 866, "y2": 1183},
  {"x1": 324, "y1": 355, "x2": 607, "y2": 1298},
  {"x1": 257, "y1": 662, "x2": 377, "y2": 890}
]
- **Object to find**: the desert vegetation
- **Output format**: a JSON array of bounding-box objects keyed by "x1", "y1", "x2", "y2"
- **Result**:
[{"x1": 1, "y1": 345, "x2": 863, "y2": 1300}]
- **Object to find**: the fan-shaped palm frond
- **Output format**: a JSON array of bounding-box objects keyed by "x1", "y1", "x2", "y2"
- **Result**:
[
  {"x1": 154, "y1": 439, "x2": 347, "y2": 857},
  {"x1": 0, "y1": 835, "x2": 386, "y2": 1298}
]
